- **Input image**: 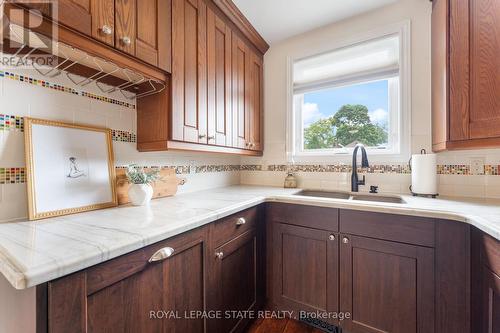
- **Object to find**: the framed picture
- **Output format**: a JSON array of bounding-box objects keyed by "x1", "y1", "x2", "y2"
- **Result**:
[{"x1": 24, "y1": 118, "x2": 117, "y2": 220}]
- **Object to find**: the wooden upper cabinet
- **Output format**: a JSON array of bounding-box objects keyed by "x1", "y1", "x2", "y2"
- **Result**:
[
  {"x1": 248, "y1": 50, "x2": 263, "y2": 151},
  {"x1": 232, "y1": 33, "x2": 250, "y2": 149},
  {"x1": 432, "y1": 0, "x2": 500, "y2": 151},
  {"x1": 114, "y1": 0, "x2": 136, "y2": 54},
  {"x1": 172, "y1": 0, "x2": 208, "y2": 144},
  {"x1": 207, "y1": 7, "x2": 232, "y2": 147},
  {"x1": 115, "y1": 0, "x2": 171, "y2": 71},
  {"x1": 22, "y1": 0, "x2": 92, "y2": 36},
  {"x1": 91, "y1": 0, "x2": 115, "y2": 46}
]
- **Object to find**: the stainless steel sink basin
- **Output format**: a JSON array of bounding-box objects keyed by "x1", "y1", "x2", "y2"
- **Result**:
[
  {"x1": 294, "y1": 190, "x2": 351, "y2": 200},
  {"x1": 351, "y1": 194, "x2": 406, "y2": 204},
  {"x1": 294, "y1": 190, "x2": 405, "y2": 204}
]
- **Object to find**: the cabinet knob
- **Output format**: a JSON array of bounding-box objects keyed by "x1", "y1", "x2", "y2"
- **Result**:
[
  {"x1": 249, "y1": 143, "x2": 255, "y2": 148},
  {"x1": 101, "y1": 25, "x2": 113, "y2": 35},
  {"x1": 148, "y1": 247, "x2": 174, "y2": 263},
  {"x1": 329, "y1": 234, "x2": 335, "y2": 241},
  {"x1": 199, "y1": 134, "x2": 207, "y2": 139},
  {"x1": 120, "y1": 36, "x2": 132, "y2": 46},
  {"x1": 342, "y1": 237, "x2": 349, "y2": 244},
  {"x1": 236, "y1": 217, "x2": 246, "y2": 226},
  {"x1": 215, "y1": 251, "x2": 224, "y2": 259}
]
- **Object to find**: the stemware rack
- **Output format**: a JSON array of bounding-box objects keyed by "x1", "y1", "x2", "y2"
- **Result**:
[{"x1": 3, "y1": 23, "x2": 166, "y2": 100}]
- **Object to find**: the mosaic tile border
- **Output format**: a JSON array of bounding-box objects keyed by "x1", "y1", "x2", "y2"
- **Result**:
[
  {"x1": 0, "y1": 167, "x2": 26, "y2": 184},
  {"x1": 1, "y1": 113, "x2": 137, "y2": 143},
  {"x1": 2, "y1": 164, "x2": 500, "y2": 186},
  {"x1": 0, "y1": 70, "x2": 136, "y2": 109}
]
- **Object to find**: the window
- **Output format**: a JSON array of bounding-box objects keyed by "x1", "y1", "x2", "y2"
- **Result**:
[{"x1": 288, "y1": 23, "x2": 410, "y2": 162}]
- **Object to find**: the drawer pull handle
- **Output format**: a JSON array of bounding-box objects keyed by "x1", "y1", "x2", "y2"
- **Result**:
[
  {"x1": 101, "y1": 25, "x2": 113, "y2": 35},
  {"x1": 236, "y1": 217, "x2": 246, "y2": 226},
  {"x1": 342, "y1": 237, "x2": 349, "y2": 244},
  {"x1": 207, "y1": 135, "x2": 215, "y2": 140},
  {"x1": 148, "y1": 247, "x2": 174, "y2": 263},
  {"x1": 215, "y1": 251, "x2": 224, "y2": 259},
  {"x1": 199, "y1": 134, "x2": 207, "y2": 139},
  {"x1": 329, "y1": 234, "x2": 335, "y2": 241}
]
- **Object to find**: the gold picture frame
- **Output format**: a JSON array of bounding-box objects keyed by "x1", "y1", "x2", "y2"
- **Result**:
[{"x1": 24, "y1": 118, "x2": 118, "y2": 220}]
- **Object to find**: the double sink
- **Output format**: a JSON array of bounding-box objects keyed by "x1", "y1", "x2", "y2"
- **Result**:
[{"x1": 294, "y1": 190, "x2": 406, "y2": 204}]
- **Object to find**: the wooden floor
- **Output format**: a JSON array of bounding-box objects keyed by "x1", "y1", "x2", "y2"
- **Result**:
[{"x1": 246, "y1": 318, "x2": 324, "y2": 333}]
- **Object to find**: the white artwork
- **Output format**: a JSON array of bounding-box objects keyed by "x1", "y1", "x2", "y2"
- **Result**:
[{"x1": 25, "y1": 118, "x2": 117, "y2": 220}]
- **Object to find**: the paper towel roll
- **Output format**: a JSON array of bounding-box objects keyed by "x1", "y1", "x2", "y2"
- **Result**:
[{"x1": 411, "y1": 153, "x2": 438, "y2": 195}]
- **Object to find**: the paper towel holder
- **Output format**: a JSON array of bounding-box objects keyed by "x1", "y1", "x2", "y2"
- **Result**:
[{"x1": 409, "y1": 149, "x2": 439, "y2": 198}]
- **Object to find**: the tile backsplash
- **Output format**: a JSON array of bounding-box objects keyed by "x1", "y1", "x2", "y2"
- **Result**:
[{"x1": 2, "y1": 65, "x2": 500, "y2": 222}]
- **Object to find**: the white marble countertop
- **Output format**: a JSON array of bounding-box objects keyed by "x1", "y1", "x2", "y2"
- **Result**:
[{"x1": 1, "y1": 185, "x2": 500, "y2": 290}]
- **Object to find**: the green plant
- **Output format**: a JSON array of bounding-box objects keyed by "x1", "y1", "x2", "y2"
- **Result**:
[{"x1": 125, "y1": 164, "x2": 161, "y2": 185}]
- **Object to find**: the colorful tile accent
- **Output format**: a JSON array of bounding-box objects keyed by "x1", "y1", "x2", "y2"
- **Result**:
[
  {"x1": 0, "y1": 114, "x2": 24, "y2": 131},
  {"x1": 0, "y1": 113, "x2": 137, "y2": 143},
  {"x1": 0, "y1": 168, "x2": 26, "y2": 184},
  {"x1": 0, "y1": 70, "x2": 135, "y2": 109},
  {"x1": 111, "y1": 129, "x2": 137, "y2": 143},
  {"x1": 265, "y1": 164, "x2": 411, "y2": 174}
]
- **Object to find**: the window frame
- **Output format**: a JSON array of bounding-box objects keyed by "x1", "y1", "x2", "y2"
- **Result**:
[{"x1": 286, "y1": 21, "x2": 411, "y2": 163}]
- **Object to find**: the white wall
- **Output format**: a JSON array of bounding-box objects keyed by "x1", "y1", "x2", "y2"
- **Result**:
[{"x1": 241, "y1": 0, "x2": 500, "y2": 198}]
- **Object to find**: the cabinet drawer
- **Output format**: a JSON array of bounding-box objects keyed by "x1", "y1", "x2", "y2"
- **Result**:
[
  {"x1": 86, "y1": 226, "x2": 207, "y2": 295},
  {"x1": 340, "y1": 210, "x2": 435, "y2": 247},
  {"x1": 266, "y1": 203, "x2": 339, "y2": 231},
  {"x1": 213, "y1": 207, "x2": 259, "y2": 247}
]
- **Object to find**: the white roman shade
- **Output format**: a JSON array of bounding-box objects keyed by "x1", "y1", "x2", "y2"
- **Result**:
[{"x1": 293, "y1": 34, "x2": 400, "y2": 93}]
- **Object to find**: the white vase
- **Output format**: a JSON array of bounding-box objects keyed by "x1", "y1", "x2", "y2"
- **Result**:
[{"x1": 128, "y1": 184, "x2": 153, "y2": 206}]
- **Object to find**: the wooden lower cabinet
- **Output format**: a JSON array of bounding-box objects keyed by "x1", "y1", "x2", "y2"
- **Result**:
[
  {"x1": 480, "y1": 266, "x2": 500, "y2": 333},
  {"x1": 271, "y1": 223, "x2": 339, "y2": 323},
  {"x1": 474, "y1": 231, "x2": 500, "y2": 333},
  {"x1": 210, "y1": 230, "x2": 259, "y2": 333},
  {"x1": 45, "y1": 226, "x2": 207, "y2": 333},
  {"x1": 339, "y1": 235, "x2": 434, "y2": 333}
]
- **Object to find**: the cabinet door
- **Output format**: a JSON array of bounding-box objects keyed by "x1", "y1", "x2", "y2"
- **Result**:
[
  {"x1": 481, "y1": 266, "x2": 500, "y2": 333},
  {"x1": 232, "y1": 33, "x2": 250, "y2": 149},
  {"x1": 211, "y1": 230, "x2": 259, "y2": 333},
  {"x1": 469, "y1": 0, "x2": 500, "y2": 139},
  {"x1": 115, "y1": 0, "x2": 136, "y2": 55},
  {"x1": 207, "y1": 7, "x2": 232, "y2": 147},
  {"x1": 247, "y1": 50, "x2": 263, "y2": 151},
  {"x1": 23, "y1": 0, "x2": 92, "y2": 36},
  {"x1": 172, "y1": 0, "x2": 207, "y2": 143},
  {"x1": 339, "y1": 235, "x2": 434, "y2": 333},
  {"x1": 271, "y1": 223, "x2": 339, "y2": 323},
  {"x1": 90, "y1": 0, "x2": 115, "y2": 46}
]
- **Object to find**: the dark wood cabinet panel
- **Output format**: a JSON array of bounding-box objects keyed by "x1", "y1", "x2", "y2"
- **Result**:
[
  {"x1": 211, "y1": 230, "x2": 259, "y2": 333},
  {"x1": 232, "y1": 33, "x2": 250, "y2": 149},
  {"x1": 44, "y1": 226, "x2": 208, "y2": 333},
  {"x1": 339, "y1": 235, "x2": 434, "y2": 333},
  {"x1": 207, "y1": 7, "x2": 233, "y2": 147},
  {"x1": 481, "y1": 267, "x2": 500, "y2": 333},
  {"x1": 247, "y1": 50, "x2": 263, "y2": 151},
  {"x1": 271, "y1": 223, "x2": 339, "y2": 324},
  {"x1": 340, "y1": 210, "x2": 435, "y2": 247},
  {"x1": 172, "y1": 0, "x2": 208, "y2": 144},
  {"x1": 432, "y1": 0, "x2": 500, "y2": 151},
  {"x1": 266, "y1": 203, "x2": 339, "y2": 231}
]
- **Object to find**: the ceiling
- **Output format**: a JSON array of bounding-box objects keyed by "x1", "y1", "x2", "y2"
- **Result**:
[{"x1": 233, "y1": 0, "x2": 399, "y2": 44}]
